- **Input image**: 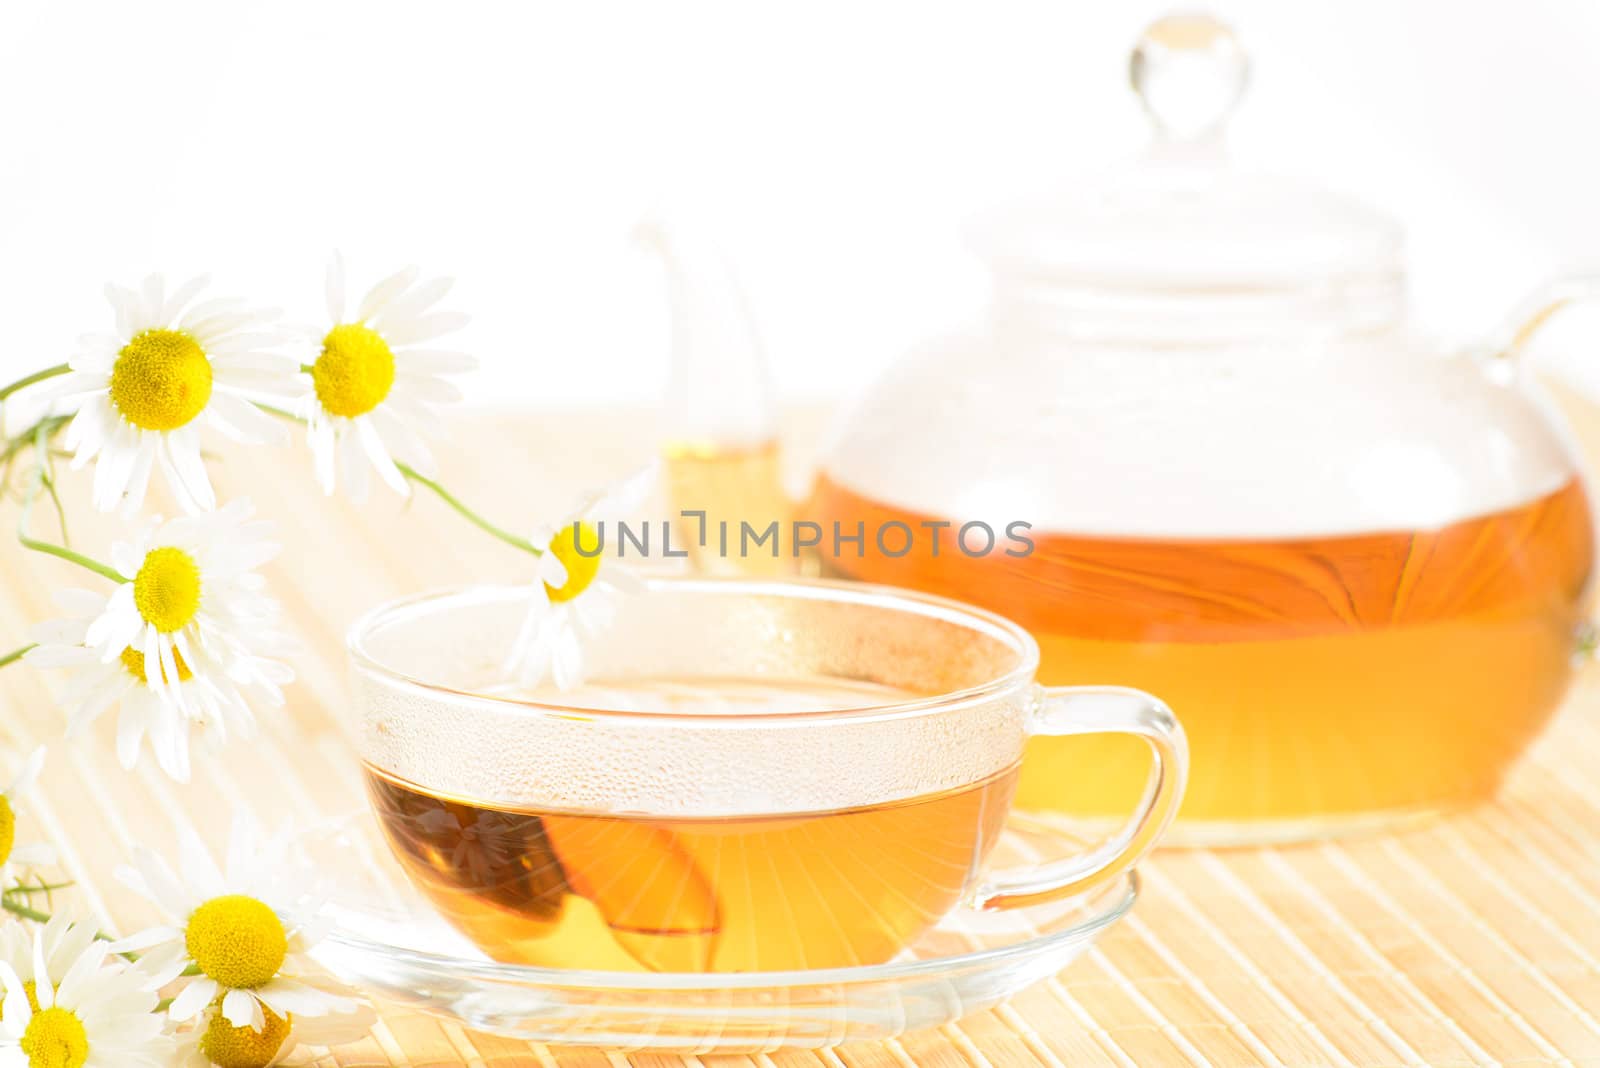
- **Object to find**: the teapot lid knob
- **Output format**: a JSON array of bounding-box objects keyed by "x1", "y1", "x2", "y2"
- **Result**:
[
  {"x1": 1130, "y1": 13, "x2": 1249, "y2": 143},
  {"x1": 966, "y1": 11, "x2": 1403, "y2": 291}
]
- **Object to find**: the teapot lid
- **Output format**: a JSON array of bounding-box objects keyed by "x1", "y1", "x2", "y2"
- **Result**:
[{"x1": 969, "y1": 14, "x2": 1404, "y2": 289}]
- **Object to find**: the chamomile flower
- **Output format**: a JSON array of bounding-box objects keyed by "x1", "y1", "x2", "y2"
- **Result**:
[
  {"x1": 0, "y1": 912, "x2": 99, "y2": 992},
  {"x1": 26, "y1": 583, "x2": 288, "y2": 783},
  {"x1": 73, "y1": 501, "x2": 292, "y2": 761},
  {"x1": 503, "y1": 465, "x2": 657, "y2": 690},
  {"x1": 112, "y1": 813, "x2": 360, "y2": 1033},
  {"x1": 0, "y1": 749, "x2": 55, "y2": 891},
  {"x1": 295, "y1": 257, "x2": 473, "y2": 502},
  {"x1": 0, "y1": 931, "x2": 171, "y2": 1068},
  {"x1": 178, "y1": 1000, "x2": 376, "y2": 1068},
  {"x1": 54, "y1": 274, "x2": 296, "y2": 516}
]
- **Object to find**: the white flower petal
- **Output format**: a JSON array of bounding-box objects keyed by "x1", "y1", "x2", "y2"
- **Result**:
[
  {"x1": 118, "y1": 435, "x2": 158, "y2": 520},
  {"x1": 339, "y1": 431, "x2": 370, "y2": 503},
  {"x1": 391, "y1": 372, "x2": 463, "y2": 405},
  {"x1": 354, "y1": 416, "x2": 408, "y2": 497},
  {"x1": 176, "y1": 296, "x2": 245, "y2": 330},
  {"x1": 255, "y1": 977, "x2": 357, "y2": 1018},
  {"x1": 64, "y1": 395, "x2": 114, "y2": 464},
  {"x1": 503, "y1": 590, "x2": 551, "y2": 683},
  {"x1": 537, "y1": 552, "x2": 568, "y2": 589},
  {"x1": 128, "y1": 943, "x2": 191, "y2": 990},
  {"x1": 397, "y1": 348, "x2": 476, "y2": 374},
  {"x1": 550, "y1": 624, "x2": 585, "y2": 691},
  {"x1": 23, "y1": 643, "x2": 93, "y2": 668},
  {"x1": 162, "y1": 275, "x2": 209, "y2": 323},
  {"x1": 286, "y1": 1001, "x2": 378, "y2": 1046},
  {"x1": 90, "y1": 420, "x2": 141, "y2": 512},
  {"x1": 118, "y1": 851, "x2": 192, "y2": 920},
  {"x1": 8, "y1": 746, "x2": 46, "y2": 796},
  {"x1": 325, "y1": 252, "x2": 346, "y2": 322},
  {"x1": 356, "y1": 265, "x2": 420, "y2": 322},
  {"x1": 176, "y1": 824, "x2": 226, "y2": 899},
  {"x1": 53, "y1": 938, "x2": 107, "y2": 1008},
  {"x1": 0, "y1": 964, "x2": 28, "y2": 1021},
  {"x1": 308, "y1": 418, "x2": 337, "y2": 496},
  {"x1": 221, "y1": 987, "x2": 264, "y2": 1030},
  {"x1": 103, "y1": 927, "x2": 182, "y2": 956},
  {"x1": 160, "y1": 427, "x2": 216, "y2": 513},
  {"x1": 181, "y1": 306, "x2": 253, "y2": 340},
  {"x1": 168, "y1": 976, "x2": 219, "y2": 1022},
  {"x1": 368, "y1": 406, "x2": 435, "y2": 476},
  {"x1": 138, "y1": 274, "x2": 165, "y2": 330},
  {"x1": 379, "y1": 311, "x2": 468, "y2": 347},
  {"x1": 29, "y1": 938, "x2": 51, "y2": 1009},
  {"x1": 105, "y1": 283, "x2": 140, "y2": 338},
  {"x1": 369, "y1": 274, "x2": 452, "y2": 330},
  {"x1": 224, "y1": 810, "x2": 263, "y2": 881},
  {"x1": 114, "y1": 702, "x2": 148, "y2": 770},
  {"x1": 205, "y1": 392, "x2": 289, "y2": 446}
]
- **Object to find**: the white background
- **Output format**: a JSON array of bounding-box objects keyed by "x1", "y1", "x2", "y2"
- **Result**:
[{"x1": 2, "y1": 0, "x2": 1599, "y2": 408}]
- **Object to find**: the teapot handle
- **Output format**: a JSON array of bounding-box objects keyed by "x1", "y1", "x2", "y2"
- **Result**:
[
  {"x1": 1484, "y1": 276, "x2": 1600, "y2": 662},
  {"x1": 1483, "y1": 275, "x2": 1600, "y2": 362}
]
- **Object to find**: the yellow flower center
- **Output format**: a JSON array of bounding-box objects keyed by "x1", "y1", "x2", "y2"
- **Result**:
[
  {"x1": 199, "y1": 1007, "x2": 292, "y2": 1068},
  {"x1": 0, "y1": 795, "x2": 13, "y2": 868},
  {"x1": 313, "y1": 324, "x2": 395, "y2": 418},
  {"x1": 132, "y1": 547, "x2": 202, "y2": 634},
  {"x1": 119, "y1": 645, "x2": 194, "y2": 685},
  {"x1": 20, "y1": 1006, "x2": 87, "y2": 1068},
  {"x1": 185, "y1": 895, "x2": 288, "y2": 990},
  {"x1": 544, "y1": 522, "x2": 602, "y2": 603},
  {"x1": 109, "y1": 328, "x2": 213, "y2": 432}
]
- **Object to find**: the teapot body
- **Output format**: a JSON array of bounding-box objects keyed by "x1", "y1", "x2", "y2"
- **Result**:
[
  {"x1": 647, "y1": 14, "x2": 1600, "y2": 841},
  {"x1": 810, "y1": 322, "x2": 1596, "y2": 839}
]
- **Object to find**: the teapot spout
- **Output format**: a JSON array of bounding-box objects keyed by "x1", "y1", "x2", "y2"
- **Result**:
[{"x1": 637, "y1": 214, "x2": 795, "y2": 575}]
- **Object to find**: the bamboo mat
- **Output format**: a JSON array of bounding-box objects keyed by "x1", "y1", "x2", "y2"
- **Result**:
[{"x1": 3, "y1": 398, "x2": 1600, "y2": 1068}]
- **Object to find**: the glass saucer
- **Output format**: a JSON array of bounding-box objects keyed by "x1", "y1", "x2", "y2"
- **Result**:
[{"x1": 301, "y1": 812, "x2": 1137, "y2": 1053}]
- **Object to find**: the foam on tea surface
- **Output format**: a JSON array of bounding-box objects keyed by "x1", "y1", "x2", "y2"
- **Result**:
[
  {"x1": 354, "y1": 586, "x2": 1030, "y2": 818},
  {"x1": 491, "y1": 674, "x2": 914, "y2": 714},
  {"x1": 360, "y1": 671, "x2": 1023, "y2": 818}
]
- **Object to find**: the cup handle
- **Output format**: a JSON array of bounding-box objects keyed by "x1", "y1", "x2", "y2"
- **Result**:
[{"x1": 969, "y1": 685, "x2": 1188, "y2": 911}]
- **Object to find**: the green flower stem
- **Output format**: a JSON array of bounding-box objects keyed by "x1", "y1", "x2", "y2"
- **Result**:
[
  {"x1": 0, "y1": 644, "x2": 36, "y2": 669},
  {"x1": 395, "y1": 462, "x2": 541, "y2": 555},
  {"x1": 1, "y1": 415, "x2": 69, "y2": 466},
  {"x1": 19, "y1": 528, "x2": 127, "y2": 583},
  {"x1": 0, "y1": 363, "x2": 70, "y2": 404},
  {"x1": 0, "y1": 898, "x2": 50, "y2": 923},
  {"x1": 251, "y1": 401, "x2": 541, "y2": 556},
  {"x1": 33, "y1": 416, "x2": 69, "y2": 546},
  {"x1": 17, "y1": 492, "x2": 127, "y2": 583}
]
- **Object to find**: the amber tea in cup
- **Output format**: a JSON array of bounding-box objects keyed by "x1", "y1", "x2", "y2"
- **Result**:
[{"x1": 350, "y1": 580, "x2": 1186, "y2": 973}]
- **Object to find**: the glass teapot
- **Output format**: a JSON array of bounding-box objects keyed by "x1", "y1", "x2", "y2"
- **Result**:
[{"x1": 646, "y1": 14, "x2": 1598, "y2": 843}]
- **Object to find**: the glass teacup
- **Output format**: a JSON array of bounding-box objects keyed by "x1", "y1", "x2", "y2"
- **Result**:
[{"x1": 349, "y1": 578, "x2": 1186, "y2": 973}]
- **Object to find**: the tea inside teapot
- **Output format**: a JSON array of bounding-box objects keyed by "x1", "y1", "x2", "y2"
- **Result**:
[{"x1": 648, "y1": 15, "x2": 1599, "y2": 843}]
